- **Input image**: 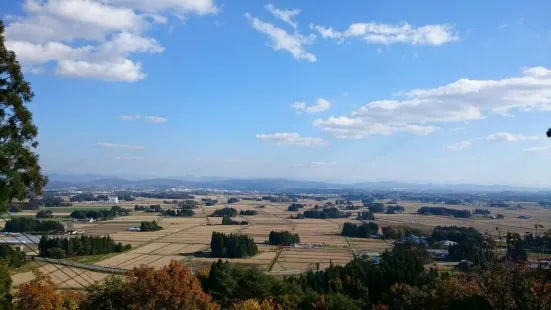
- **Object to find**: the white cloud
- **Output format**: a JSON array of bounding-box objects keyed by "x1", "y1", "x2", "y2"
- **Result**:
[
  {"x1": 121, "y1": 114, "x2": 141, "y2": 121},
  {"x1": 290, "y1": 101, "x2": 306, "y2": 111},
  {"x1": 4, "y1": 0, "x2": 213, "y2": 82},
  {"x1": 524, "y1": 144, "x2": 551, "y2": 152},
  {"x1": 447, "y1": 140, "x2": 472, "y2": 150},
  {"x1": 312, "y1": 22, "x2": 459, "y2": 46},
  {"x1": 107, "y1": 0, "x2": 218, "y2": 16},
  {"x1": 256, "y1": 133, "x2": 328, "y2": 147},
  {"x1": 56, "y1": 59, "x2": 146, "y2": 82},
  {"x1": 264, "y1": 4, "x2": 300, "y2": 29},
  {"x1": 5, "y1": 41, "x2": 93, "y2": 64},
  {"x1": 313, "y1": 117, "x2": 440, "y2": 139},
  {"x1": 144, "y1": 116, "x2": 168, "y2": 123},
  {"x1": 484, "y1": 132, "x2": 542, "y2": 142},
  {"x1": 96, "y1": 142, "x2": 144, "y2": 149},
  {"x1": 316, "y1": 67, "x2": 551, "y2": 139},
  {"x1": 245, "y1": 13, "x2": 316, "y2": 62},
  {"x1": 292, "y1": 98, "x2": 331, "y2": 114}
]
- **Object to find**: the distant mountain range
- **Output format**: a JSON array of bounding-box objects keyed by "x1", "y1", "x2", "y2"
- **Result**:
[{"x1": 44, "y1": 173, "x2": 550, "y2": 193}]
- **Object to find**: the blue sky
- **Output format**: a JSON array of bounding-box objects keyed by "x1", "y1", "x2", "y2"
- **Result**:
[{"x1": 2, "y1": 0, "x2": 551, "y2": 186}]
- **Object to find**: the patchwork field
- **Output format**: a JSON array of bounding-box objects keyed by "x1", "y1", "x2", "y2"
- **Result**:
[{"x1": 9, "y1": 195, "x2": 551, "y2": 289}]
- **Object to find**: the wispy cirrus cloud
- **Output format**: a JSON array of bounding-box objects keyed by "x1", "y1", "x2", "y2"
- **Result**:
[
  {"x1": 256, "y1": 133, "x2": 328, "y2": 147},
  {"x1": 120, "y1": 114, "x2": 167, "y2": 123},
  {"x1": 120, "y1": 114, "x2": 141, "y2": 120},
  {"x1": 96, "y1": 142, "x2": 144, "y2": 149},
  {"x1": 245, "y1": 12, "x2": 316, "y2": 62},
  {"x1": 264, "y1": 4, "x2": 300, "y2": 29},
  {"x1": 311, "y1": 22, "x2": 459, "y2": 46},
  {"x1": 144, "y1": 115, "x2": 168, "y2": 123}
]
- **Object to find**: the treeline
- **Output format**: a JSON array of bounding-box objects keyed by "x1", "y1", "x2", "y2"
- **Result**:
[
  {"x1": 135, "y1": 204, "x2": 162, "y2": 212},
  {"x1": 269, "y1": 231, "x2": 300, "y2": 246},
  {"x1": 3, "y1": 217, "x2": 64, "y2": 233},
  {"x1": 140, "y1": 221, "x2": 163, "y2": 232},
  {"x1": 221, "y1": 216, "x2": 248, "y2": 225},
  {"x1": 70, "y1": 206, "x2": 130, "y2": 220},
  {"x1": 130, "y1": 192, "x2": 195, "y2": 200},
  {"x1": 38, "y1": 235, "x2": 131, "y2": 258},
  {"x1": 70, "y1": 193, "x2": 134, "y2": 202},
  {"x1": 179, "y1": 200, "x2": 200, "y2": 209},
  {"x1": 162, "y1": 209, "x2": 194, "y2": 217},
  {"x1": 239, "y1": 210, "x2": 257, "y2": 216},
  {"x1": 261, "y1": 196, "x2": 298, "y2": 203},
  {"x1": 227, "y1": 198, "x2": 239, "y2": 204},
  {"x1": 368, "y1": 202, "x2": 386, "y2": 213},
  {"x1": 288, "y1": 203, "x2": 304, "y2": 211},
  {"x1": 36, "y1": 210, "x2": 54, "y2": 218},
  {"x1": 431, "y1": 226, "x2": 485, "y2": 261},
  {"x1": 210, "y1": 232, "x2": 258, "y2": 258},
  {"x1": 212, "y1": 208, "x2": 237, "y2": 217},
  {"x1": 202, "y1": 198, "x2": 218, "y2": 206},
  {"x1": 302, "y1": 207, "x2": 350, "y2": 219},
  {"x1": 473, "y1": 208, "x2": 491, "y2": 215},
  {"x1": 0, "y1": 245, "x2": 27, "y2": 268},
  {"x1": 381, "y1": 226, "x2": 427, "y2": 239},
  {"x1": 41, "y1": 196, "x2": 72, "y2": 207},
  {"x1": 386, "y1": 205, "x2": 405, "y2": 214},
  {"x1": 357, "y1": 211, "x2": 375, "y2": 221},
  {"x1": 417, "y1": 206, "x2": 471, "y2": 218},
  {"x1": 200, "y1": 244, "x2": 435, "y2": 309},
  {"x1": 341, "y1": 222, "x2": 379, "y2": 238}
]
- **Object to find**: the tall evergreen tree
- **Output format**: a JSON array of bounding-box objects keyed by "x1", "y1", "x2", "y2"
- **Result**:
[{"x1": 0, "y1": 21, "x2": 47, "y2": 214}]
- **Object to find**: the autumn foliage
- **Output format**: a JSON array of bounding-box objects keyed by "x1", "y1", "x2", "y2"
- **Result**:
[
  {"x1": 82, "y1": 260, "x2": 219, "y2": 310},
  {"x1": 12, "y1": 269, "x2": 64, "y2": 310}
]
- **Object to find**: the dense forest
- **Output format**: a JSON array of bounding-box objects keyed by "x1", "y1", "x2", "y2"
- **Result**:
[
  {"x1": 140, "y1": 221, "x2": 163, "y2": 232},
  {"x1": 135, "y1": 204, "x2": 163, "y2": 212},
  {"x1": 417, "y1": 206, "x2": 471, "y2": 218},
  {"x1": 162, "y1": 209, "x2": 194, "y2": 217},
  {"x1": 341, "y1": 222, "x2": 379, "y2": 238},
  {"x1": 70, "y1": 206, "x2": 130, "y2": 220},
  {"x1": 357, "y1": 211, "x2": 376, "y2": 221},
  {"x1": 35, "y1": 210, "x2": 54, "y2": 218},
  {"x1": 0, "y1": 245, "x2": 27, "y2": 268},
  {"x1": 3, "y1": 217, "x2": 64, "y2": 233},
  {"x1": 210, "y1": 232, "x2": 258, "y2": 258},
  {"x1": 386, "y1": 205, "x2": 405, "y2": 214},
  {"x1": 287, "y1": 203, "x2": 304, "y2": 211},
  {"x1": 212, "y1": 208, "x2": 238, "y2": 217},
  {"x1": 303, "y1": 207, "x2": 350, "y2": 219},
  {"x1": 38, "y1": 235, "x2": 131, "y2": 258},
  {"x1": 268, "y1": 231, "x2": 300, "y2": 246},
  {"x1": 221, "y1": 216, "x2": 248, "y2": 225},
  {"x1": 239, "y1": 210, "x2": 257, "y2": 216}
]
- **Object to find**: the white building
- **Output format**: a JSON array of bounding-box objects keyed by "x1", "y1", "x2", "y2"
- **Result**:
[{"x1": 108, "y1": 195, "x2": 119, "y2": 203}]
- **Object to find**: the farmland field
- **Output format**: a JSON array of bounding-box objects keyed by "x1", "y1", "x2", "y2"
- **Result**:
[{"x1": 7, "y1": 195, "x2": 551, "y2": 288}]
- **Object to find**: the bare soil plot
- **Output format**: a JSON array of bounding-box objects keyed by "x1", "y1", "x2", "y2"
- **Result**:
[
  {"x1": 325, "y1": 218, "x2": 363, "y2": 225},
  {"x1": 83, "y1": 223, "x2": 136, "y2": 236},
  {"x1": 158, "y1": 217, "x2": 206, "y2": 225},
  {"x1": 110, "y1": 230, "x2": 175, "y2": 243},
  {"x1": 187, "y1": 249, "x2": 277, "y2": 271},
  {"x1": 272, "y1": 247, "x2": 352, "y2": 273},
  {"x1": 157, "y1": 225, "x2": 244, "y2": 244},
  {"x1": 293, "y1": 222, "x2": 347, "y2": 246},
  {"x1": 110, "y1": 215, "x2": 160, "y2": 222},
  {"x1": 348, "y1": 238, "x2": 392, "y2": 252},
  {"x1": 11, "y1": 264, "x2": 108, "y2": 289}
]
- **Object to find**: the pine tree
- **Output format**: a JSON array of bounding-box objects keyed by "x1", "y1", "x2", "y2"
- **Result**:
[{"x1": 0, "y1": 21, "x2": 47, "y2": 214}]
